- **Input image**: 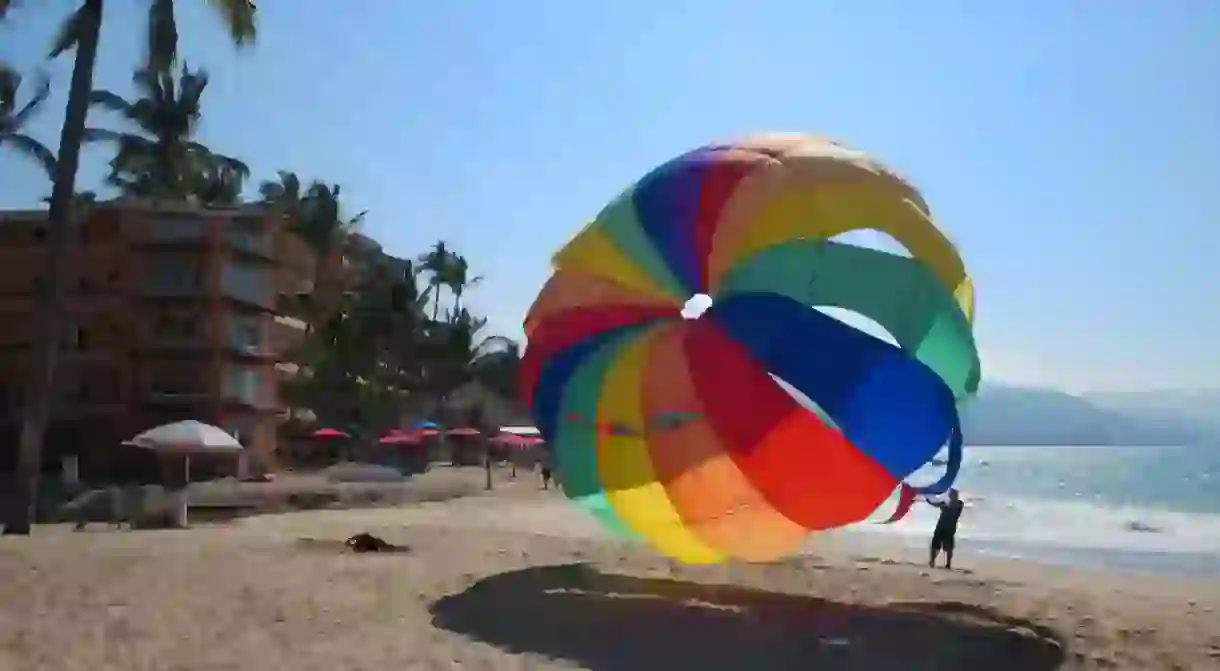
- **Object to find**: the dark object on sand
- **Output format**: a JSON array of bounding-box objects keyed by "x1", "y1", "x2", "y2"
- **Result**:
[
  {"x1": 345, "y1": 532, "x2": 404, "y2": 553},
  {"x1": 1123, "y1": 520, "x2": 1162, "y2": 534}
]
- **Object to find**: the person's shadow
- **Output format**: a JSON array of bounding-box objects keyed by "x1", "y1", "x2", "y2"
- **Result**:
[{"x1": 430, "y1": 564, "x2": 1066, "y2": 671}]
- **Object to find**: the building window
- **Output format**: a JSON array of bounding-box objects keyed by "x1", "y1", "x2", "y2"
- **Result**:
[
  {"x1": 223, "y1": 217, "x2": 270, "y2": 255},
  {"x1": 220, "y1": 261, "x2": 271, "y2": 304},
  {"x1": 223, "y1": 365, "x2": 264, "y2": 405},
  {"x1": 154, "y1": 313, "x2": 198, "y2": 340},
  {"x1": 228, "y1": 315, "x2": 263, "y2": 352},
  {"x1": 145, "y1": 258, "x2": 203, "y2": 295},
  {"x1": 79, "y1": 368, "x2": 120, "y2": 404},
  {"x1": 149, "y1": 364, "x2": 206, "y2": 397},
  {"x1": 222, "y1": 415, "x2": 258, "y2": 445}
]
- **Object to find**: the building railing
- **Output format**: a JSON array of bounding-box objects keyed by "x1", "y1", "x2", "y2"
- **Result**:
[
  {"x1": 142, "y1": 214, "x2": 207, "y2": 242},
  {"x1": 222, "y1": 227, "x2": 273, "y2": 257},
  {"x1": 143, "y1": 267, "x2": 205, "y2": 296},
  {"x1": 144, "y1": 333, "x2": 209, "y2": 348},
  {"x1": 147, "y1": 390, "x2": 209, "y2": 404}
]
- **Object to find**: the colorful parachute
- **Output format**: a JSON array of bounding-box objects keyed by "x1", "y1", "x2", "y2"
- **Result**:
[{"x1": 521, "y1": 134, "x2": 980, "y2": 564}]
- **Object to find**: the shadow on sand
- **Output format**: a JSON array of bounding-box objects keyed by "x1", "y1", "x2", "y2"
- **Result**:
[{"x1": 430, "y1": 564, "x2": 1066, "y2": 671}]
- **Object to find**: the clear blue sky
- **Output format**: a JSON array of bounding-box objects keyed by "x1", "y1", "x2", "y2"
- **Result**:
[{"x1": 2, "y1": 1, "x2": 1217, "y2": 394}]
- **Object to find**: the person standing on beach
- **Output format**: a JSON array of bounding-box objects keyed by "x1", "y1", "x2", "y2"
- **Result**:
[
  {"x1": 539, "y1": 451, "x2": 554, "y2": 490},
  {"x1": 926, "y1": 488, "x2": 964, "y2": 569}
]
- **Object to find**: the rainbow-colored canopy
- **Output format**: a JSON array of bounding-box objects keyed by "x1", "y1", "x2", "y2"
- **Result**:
[{"x1": 521, "y1": 134, "x2": 980, "y2": 564}]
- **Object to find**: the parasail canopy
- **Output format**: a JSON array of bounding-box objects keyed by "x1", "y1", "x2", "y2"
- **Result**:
[{"x1": 520, "y1": 133, "x2": 979, "y2": 564}]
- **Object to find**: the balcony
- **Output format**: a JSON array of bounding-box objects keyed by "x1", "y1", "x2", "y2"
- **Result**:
[
  {"x1": 147, "y1": 389, "x2": 209, "y2": 405},
  {"x1": 222, "y1": 218, "x2": 273, "y2": 259},
  {"x1": 226, "y1": 314, "x2": 276, "y2": 358},
  {"x1": 146, "y1": 362, "x2": 209, "y2": 405},
  {"x1": 222, "y1": 365, "x2": 275, "y2": 408},
  {"x1": 146, "y1": 383, "x2": 209, "y2": 404},
  {"x1": 144, "y1": 263, "x2": 205, "y2": 298},
  {"x1": 143, "y1": 312, "x2": 208, "y2": 351},
  {"x1": 140, "y1": 214, "x2": 207, "y2": 244},
  {"x1": 220, "y1": 261, "x2": 273, "y2": 309}
]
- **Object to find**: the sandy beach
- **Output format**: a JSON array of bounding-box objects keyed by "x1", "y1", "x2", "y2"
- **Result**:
[{"x1": 1, "y1": 468, "x2": 1218, "y2": 671}]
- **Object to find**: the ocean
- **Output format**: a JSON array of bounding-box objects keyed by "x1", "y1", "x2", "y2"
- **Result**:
[{"x1": 850, "y1": 445, "x2": 1220, "y2": 577}]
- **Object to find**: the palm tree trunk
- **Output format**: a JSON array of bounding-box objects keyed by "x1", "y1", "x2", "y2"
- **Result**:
[
  {"x1": 430, "y1": 282, "x2": 440, "y2": 322},
  {"x1": 3, "y1": 0, "x2": 103, "y2": 536}
]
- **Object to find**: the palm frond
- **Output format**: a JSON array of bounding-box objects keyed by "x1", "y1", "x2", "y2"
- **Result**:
[
  {"x1": 87, "y1": 89, "x2": 134, "y2": 115},
  {"x1": 146, "y1": 0, "x2": 179, "y2": 73},
  {"x1": 177, "y1": 64, "x2": 209, "y2": 110},
  {"x1": 8, "y1": 70, "x2": 50, "y2": 129},
  {"x1": 206, "y1": 0, "x2": 258, "y2": 48},
  {"x1": 48, "y1": 3, "x2": 95, "y2": 59},
  {"x1": 82, "y1": 127, "x2": 133, "y2": 144},
  {"x1": 0, "y1": 65, "x2": 20, "y2": 117},
  {"x1": 216, "y1": 153, "x2": 249, "y2": 177},
  {"x1": 259, "y1": 170, "x2": 301, "y2": 205},
  {"x1": 5, "y1": 133, "x2": 55, "y2": 177}
]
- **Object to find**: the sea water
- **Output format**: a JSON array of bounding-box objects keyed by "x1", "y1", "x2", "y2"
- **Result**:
[{"x1": 850, "y1": 445, "x2": 1220, "y2": 577}]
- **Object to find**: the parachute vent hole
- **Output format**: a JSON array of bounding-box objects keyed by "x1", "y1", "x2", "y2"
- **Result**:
[{"x1": 680, "y1": 294, "x2": 713, "y2": 320}]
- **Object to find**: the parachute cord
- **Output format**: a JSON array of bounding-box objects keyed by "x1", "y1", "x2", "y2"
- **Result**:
[{"x1": 913, "y1": 416, "x2": 963, "y2": 496}]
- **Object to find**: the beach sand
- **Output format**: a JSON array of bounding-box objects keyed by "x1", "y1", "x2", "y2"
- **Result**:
[{"x1": 1, "y1": 468, "x2": 1217, "y2": 670}]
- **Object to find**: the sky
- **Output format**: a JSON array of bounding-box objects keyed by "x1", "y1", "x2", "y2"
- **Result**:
[{"x1": 2, "y1": 1, "x2": 1218, "y2": 394}]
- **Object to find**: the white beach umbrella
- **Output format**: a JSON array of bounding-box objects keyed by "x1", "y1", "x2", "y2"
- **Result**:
[
  {"x1": 499, "y1": 425, "x2": 541, "y2": 437},
  {"x1": 121, "y1": 421, "x2": 243, "y2": 529},
  {"x1": 124, "y1": 420, "x2": 243, "y2": 454}
]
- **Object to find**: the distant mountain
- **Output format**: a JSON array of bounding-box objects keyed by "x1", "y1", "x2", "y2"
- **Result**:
[
  {"x1": 962, "y1": 385, "x2": 1111, "y2": 445},
  {"x1": 1085, "y1": 389, "x2": 1220, "y2": 445},
  {"x1": 1085, "y1": 389, "x2": 1220, "y2": 426},
  {"x1": 960, "y1": 384, "x2": 1219, "y2": 446}
]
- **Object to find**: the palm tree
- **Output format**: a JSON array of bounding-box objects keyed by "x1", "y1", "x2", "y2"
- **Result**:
[
  {"x1": 195, "y1": 161, "x2": 244, "y2": 206},
  {"x1": 258, "y1": 170, "x2": 304, "y2": 217},
  {"x1": 467, "y1": 339, "x2": 520, "y2": 402},
  {"x1": 289, "y1": 263, "x2": 429, "y2": 437},
  {"x1": 418, "y1": 241, "x2": 454, "y2": 322},
  {"x1": 263, "y1": 178, "x2": 363, "y2": 325},
  {"x1": 40, "y1": 191, "x2": 97, "y2": 206},
  {"x1": 442, "y1": 253, "x2": 482, "y2": 316},
  {"x1": 3, "y1": 0, "x2": 104, "y2": 536},
  {"x1": 0, "y1": 66, "x2": 55, "y2": 178},
  {"x1": 86, "y1": 65, "x2": 248, "y2": 201},
  {"x1": 144, "y1": 0, "x2": 256, "y2": 73},
  {"x1": 421, "y1": 308, "x2": 515, "y2": 411},
  {"x1": 3, "y1": 0, "x2": 256, "y2": 535},
  {"x1": 295, "y1": 181, "x2": 364, "y2": 258}
]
